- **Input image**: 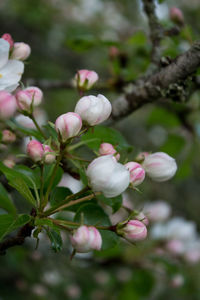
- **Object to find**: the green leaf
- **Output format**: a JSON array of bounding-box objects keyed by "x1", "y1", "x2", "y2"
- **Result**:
[
  {"x1": 74, "y1": 203, "x2": 111, "y2": 226},
  {"x1": 99, "y1": 230, "x2": 119, "y2": 251},
  {"x1": 0, "y1": 183, "x2": 16, "y2": 214},
  {"x1": 81, "y1": 125, "x2": 132, "y2": 152},
  {"x1": 43, "y1": 165, "x2": 63, "y2": 191},
  {"x1": 14, "y1": 165, "x2": 40, "y2": 188},
  {"x1": 0, "y1": 214, "x2": 31, "y2": 242},
  {"x1": 50, "y1": 187, "x2": 72, "y2": 206},
  {"x1": 35, "y1": 218, "x2": 61, "y2": 231},
  {"x1": 43, "y1": 122, "x2": 58, "y2": 140},
  {"x1": 127, "y1": 31, "x2": 147, "y2": 47},
  {"x1": 9, "y1": 177, "x2": 36, "y2": 207},
  {"x1": 46, "y1": 229, "x2": 62, "y2": 252},
  {"x1": 0, "y1": 162, "x2": 39, "y2": 189},
  {"x1": 97, "y1": 194, "x2": 122, "y2": 213}
]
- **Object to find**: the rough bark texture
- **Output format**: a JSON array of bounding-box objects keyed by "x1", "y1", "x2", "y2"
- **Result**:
[{"x1": 111, "y1": 40, "x2": 200, "y2": 121}]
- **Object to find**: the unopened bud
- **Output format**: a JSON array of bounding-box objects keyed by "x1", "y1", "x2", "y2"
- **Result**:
[
  {"x1": 125, "y1": 162, "x2": 145, "y2": 187},
  {"x1": 55, "y1": 112, "x2": 82, "y2": 142},
  {"x1": 70, "y1": 225, "x2": 102, "y2": 253},
  {"x1": 142, "y1": 152, "x2": 177, "y2": 182},
  {"x1": 75, "y1": 69, "x2": 98, "y2": 91},
  {"x1": 43, "y1": 145, "x2": 56, "y2": 164},
  {"x1": 1, "y1": 33, "x2": 14, "y2": 49},
  {"x1": 16, "y1": 86, "x2": 43, "y2": 112},
  {"x1": 99, "y1": 143, "x2": 120, "y2": 160},
  {"x1": 0, "y1": 91, "x2": 17, "y2": 119},
  {"x1": 27, "y1": 140, "x2": 43, "y2": 162},
  {"x1": 11, "y1": 42, "x2": 31, "y2": 61},
  {"x1": 86, "y1": 155, "x2": 130, "y2": 198},
  {"x1": 170, "y1": 7, "x2": 184, "y2": 26},
  {"x1": 74, "y1": 94, "x2": 112, "y2": 126},
  {"x1": 2, "y1": 130, "x2": 16, "y2": 143},
  {"x1": 118, "y1": 220, "x2": 147, "y2": 242}
]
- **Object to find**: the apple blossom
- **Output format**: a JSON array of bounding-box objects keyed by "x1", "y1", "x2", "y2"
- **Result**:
[
  {"x1": 125, "y1": 162, "x2": 145, "y2": 187},
  {"x1": 144, "y1": 201, "x2": 171, "y2": 222},
  {"x1": 3, "y1": 156, "x2": 15, "y2": 168},
  {"x1": 55, "y1": 112, "x2": 82, "y2": 142},
  {"x1": 11, "y1": 42, "x2": 31, "y2": 61},
  {"x1": 27, "y1": 140, "x2": 44, "y2": 162},
  {"x1": 27, "y1": 140, "x2": 55, "y2": 164},
  {"x1": 142, "y1": 152, "x2": 177, "y2": 182},
  {"x1": 86, "y1": 155, "x2": 130, "y2": 198},
  {"x1": 43, "y1": 145, "x2": 56, "y2": 164},
  {"x1": 170, "y1": 7, "x2": 184, "y2": 25},
  {"x1": 119, "y1": 220, "x2": 147, "y2": 242},
  {"x1": 74, "y1": 94, "x2": 112, "y2": 126},
  {"x1": 0, "y1": 38, "x2": 24, "y2": 92},
  {"x1": 99, "y1": 143, "x2": 120, "y2": 160},
  {"x1": 16, "y1": 86, "x2": 43, "y2": 112},
  {"x1": 70, "y1": 225, "x2": 102, "y2": 253},
  {"x1": 0, "y1": 91, "x2": 17, "y2": 119},
  {"x1": 1, "y1": 33, "x2": 14, "y2": 49},
  {"x1": 135, "y1": 212, "x2": 149, "y2": 226},
  {"x1": 2, "y1": 130, "x2": 16, "y2": 143},
  {"x1": 75, "y1": 69, "x2": 98, "y2": 90}
]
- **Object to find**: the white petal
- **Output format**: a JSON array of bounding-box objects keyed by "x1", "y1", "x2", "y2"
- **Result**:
[
  {"x1": 0, "y1": 59, "x2": 24, "y2": 92},
  {"x1": 0, "y1": 39, "x2": 9, "y2": 68}
]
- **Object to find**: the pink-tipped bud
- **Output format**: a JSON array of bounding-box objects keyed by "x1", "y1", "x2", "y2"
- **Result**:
[
  {"x1": 171, "y1": 274, "x2": 184, "y2": 288},
  {"x1": 99, "y1": 143, "x2": 120, "y2": 161},
  {"x1": 27, "y1": 140, "x2": 44, "y2": 162},
  {"x1": 125, "y1": 162, "x2": 145, "y2": 187},
  {"x1": 1, "y1": 33, "x2": 14, "y2": 49},
  {"x1": 135, "y1": 212, "x2": 149, "y2": 226},
  {"x1": 11, "y1": 42, "x2": 31, "y2": 61},
  {"x1": 16, "y1": 86, "x2": 43, "y2": 112},
  {"x1": 75, "y1": 94, "x2": 112, "y2": 126},
  {"x1": 70, "y1": 225, "x2": 102, "y2": 253},
  {"x1": 2, "y1": 130, "x2": 16, "y2": 143},
  {"x1": 0, "y1": 91, "x2": 17, "y2": 120},
  {"x1": 142, "y1": 152, "x2": 177, "y2": 182},
  {"x1": 75, "y1": 69, "x2": 98, "y2": 91},
  {"x1": 43, "y1": 145, "x2": 55, "y2": 164},
  {"x1": 55, "y1": 112, "x2": 82, "y2": 142},
  {"x1": 119, "y1": 220, "x2": 147, "y2": 242},
  {"x1": 170, "y1": 7, "x2": 184, "y2": 26}
]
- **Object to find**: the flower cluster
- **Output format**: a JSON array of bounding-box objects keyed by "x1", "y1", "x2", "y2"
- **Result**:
[{"x1": 0, "y1": 33, "x2": 181, "y2": 257}]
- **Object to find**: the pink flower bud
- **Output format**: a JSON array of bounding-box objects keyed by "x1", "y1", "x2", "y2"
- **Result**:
[
  {"x1": 170, "y1": 7, "x2": 184, "y2": 25},
  {"x1": 125, "y1": 162, "x2": 145, "y2": 187},
  {"x1": 70, "y1": 225, "x2": 102, "y2": 253},
  {"x1": 43, "y1": 145, "x2": 55, "y2": 164},
  {"x1": 55, "y1": 112, "x2": 82, "y2": 142},
  {"x1": 0, "y1": 91, "x2": 17, "y2": 119},
  {"x1": 120, "y1": 220, "x2": 147, "y2": 242},
  {"x1": 136, "y1": 152, "x2": 149, "y2": 162},
  {"x1": 75, "y1": 69, "x2": 98, "y2": 90},
  {"x1": 2, "y1": 130, "x2": 16, "y2": 143},
  {"x1": 109, "y1": 46, "x2": 120, "y2": 59},
  {"x1": 11, "y1": 42, "x2": 31, "y2": 61},
  {"x1": 99, "y1": 143, "x2": 120, "y2": 161},
  {"x1": 16, "y1": 86, "x2": 43, "y2": 112},
  {"x1": 171, "y1": 274, "x2": 184, "y2": 288},
  {"x1": 27, "y1": 140, "x2": 44, "y2": 162},
  {"x1": 74, "y1": 94, "x2": 112, "y2": 126},
  {"x1": 1, "y1": 33, "x2": 14, "y2": 49},
  {"x1": 144, "y1": 201, "x2": 171, "y2": 222},
  {"x1": 142, "y1": 152, "x2": 177, "y2": 182}
]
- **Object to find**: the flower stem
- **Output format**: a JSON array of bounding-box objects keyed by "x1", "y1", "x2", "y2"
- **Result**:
[
  {"x1": 43, "y1": 191, "x2": 101, "y2": 216},
  {"x1": 30, "y1": 113, "x2": 47, "y2": 139}
]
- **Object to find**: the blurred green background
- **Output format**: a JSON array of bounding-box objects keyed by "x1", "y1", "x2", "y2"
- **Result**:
[{"x1": 1, "y1": 0, "x2": 200, "y2": 299}]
